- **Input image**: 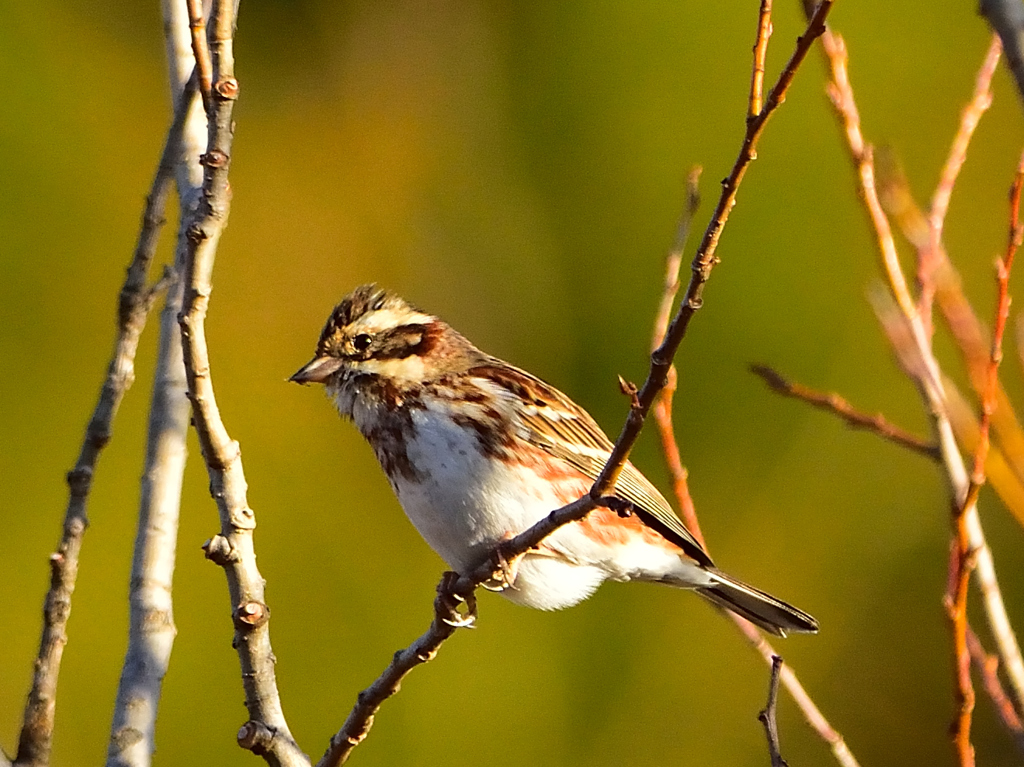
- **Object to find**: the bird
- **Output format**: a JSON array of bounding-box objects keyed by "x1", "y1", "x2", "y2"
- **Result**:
[{"x1": 291, "y1": 284, "x2": 817, "y2": 636}]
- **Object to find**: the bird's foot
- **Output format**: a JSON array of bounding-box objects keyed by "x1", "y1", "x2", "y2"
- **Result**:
[{"x1": 436, "y1": 571, "x2": 477, "y2": 628}]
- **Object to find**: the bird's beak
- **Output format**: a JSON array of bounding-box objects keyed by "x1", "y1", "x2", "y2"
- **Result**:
[{"x1": 289, "y1": 356, "x2": 344, "y2": 384}]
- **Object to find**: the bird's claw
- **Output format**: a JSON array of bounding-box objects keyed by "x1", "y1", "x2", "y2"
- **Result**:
[
  {"x1": 437, "y1": 571, "x2": 477, "y2": 628},
  {"x1": 481, "y1": 548, "x2": 521, "y2": 592}
]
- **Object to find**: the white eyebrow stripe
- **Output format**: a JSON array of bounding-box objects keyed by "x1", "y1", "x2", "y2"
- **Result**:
[{"x1": 356, "y1": 307, "x2": 434, "y2": 334}]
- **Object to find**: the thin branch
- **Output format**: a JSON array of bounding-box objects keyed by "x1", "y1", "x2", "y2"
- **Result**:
[
  {"x1": 178, "y1": 3, "x2": 307, "y2": 766},
  {"x1": 759, "y1": 656, "x2": 789, "y2": 767},
  {"x1": 946, "y1": 152, "x2": 1024, "y2": 767},
  {"x1": 593, "y1": 0, "x2": 832, "y2": 499},
  {"x1": 915, "y1": 34, "x2": 1003, "y2": 326},
  {"x1": 967, "y1": 624, "x2": 1024, "y2": 753},
  {"x1": 751, "y1": 364, "x2": 940, "y2": 459},
  {"x1": 651, "y1": 168, "x2": 704, "y2": 543},
  {"x1": 738, "y1": 617, "x2": 860, "y2": 767},
  {"x1": 319, "y1": 6, "x2": 834, "y2": 765},
  {"x1": 749, "y1": 0, "x2": 774, "y2": 119},
  {"x1": 185, "y1": 0, "x2": 213, "y2": 112},
  {"x1": 812, "y1": 7, "x2": 1024, "y2": 726},
  {"x1": 106, "y1": 3, "x2": 207, "y2": 764},
  {"x1": 12, "y1": 67, "x2": 188, "y2": 767},
  {"x1": 928, "y1": 34, "x2": 1002, "y2": 260}
]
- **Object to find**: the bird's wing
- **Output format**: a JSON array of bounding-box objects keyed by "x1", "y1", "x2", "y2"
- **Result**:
[{"x1": 469, "y1": 363, "x2": 713, "y2": 567}]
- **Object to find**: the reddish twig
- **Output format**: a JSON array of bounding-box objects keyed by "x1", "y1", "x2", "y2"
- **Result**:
[
  {"x1": 967, "y1": 625, "x2": 1024, "y2": 753},
  {"x1": 185, "y1": 0, "x2": 213, "y2": 112},
  {"x1": 946, "y1": 154, "x2": 1024, "y2": 767},
  {"x1": 749, "y1": 0, "x2": 774, "y2": 119},
  {"x1": 651, "y1": 168, "x2": 704, "y2": 544},
  {"x1": 752, "y1": 364, "x2": 940, "y2": 459},
  {"x1": 319, "y1": 6, "x2": 834, "y2": 765}
]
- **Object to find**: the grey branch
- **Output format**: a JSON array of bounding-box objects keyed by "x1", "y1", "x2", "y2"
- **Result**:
[
  {"x1": 177, "y1": 2, "x2": 307, "y2": 766},
  {"x1": 759, "y1": 656, "x2": 790, "y2": 767},
  {"x1": 104, "y1": 0, "x2": 209, "y2": 764}
]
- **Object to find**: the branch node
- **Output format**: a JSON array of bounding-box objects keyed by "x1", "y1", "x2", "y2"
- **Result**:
[
  {"x1": 233, "y1": 600, "x2": 270, "y2": 630},
  {"x1": 200, "y1": 149, "x2": 230, "y2": 169},
  {"x1": 237, "y1": 720, "x2": 275, "y2": 753},
  {"x1": 215, "y1": 77, "x2": 240, "y2": 100},
  {"x1": 202, "y1": 534, "x2": 238, "y2": 565},
  {"x1": 65, "y1": 466, "x2": 94, "y2": 496}
]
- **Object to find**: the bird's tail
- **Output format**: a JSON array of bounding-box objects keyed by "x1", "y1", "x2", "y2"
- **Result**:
[{"x1": 695, "y1": 568, "x2": 818, "y2": 637}]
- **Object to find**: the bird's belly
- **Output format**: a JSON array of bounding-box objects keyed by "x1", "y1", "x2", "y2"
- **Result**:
[{"x1": 391, "y1": 418, "x2": 581, "y2": 572}]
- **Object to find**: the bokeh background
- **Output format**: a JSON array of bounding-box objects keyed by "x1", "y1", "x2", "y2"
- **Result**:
[{"x1": 3, "y1": 1, "x2": 1024, "y2": 765}]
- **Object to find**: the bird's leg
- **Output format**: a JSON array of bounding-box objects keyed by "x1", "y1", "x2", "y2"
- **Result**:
[{"x1": 480, "y1": 533, "x2": 523, "y2": 593}]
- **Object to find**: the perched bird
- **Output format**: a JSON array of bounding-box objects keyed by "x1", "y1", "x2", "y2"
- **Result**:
[{"x1": 291, "y1": 285, "x2": 817, "y2": 636}]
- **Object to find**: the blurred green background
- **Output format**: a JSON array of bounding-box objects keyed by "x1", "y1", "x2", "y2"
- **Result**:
[{"x1": 3, "y1": 1, "x2": 1024, "y2": 765}]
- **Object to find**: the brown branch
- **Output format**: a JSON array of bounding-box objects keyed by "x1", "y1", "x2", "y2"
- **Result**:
[
  {"x1": 177, "y1": 3, "x2": 307, "y2": 767},
  {"x1": 593, "y1": 0, "x2": 832, "y2": 498},
  {"x1": 185, "y1": 0, "x2": 213, "y2": 112},
  {"x1": 318, "y1": 6, "x2": 834, "y2": 765},
  {"x1": 967, "y1": 625, "x2": 1024, "y2": 753},
  {"x1": 759, "y1": 656, "x2": 789, "y2": 767},
  {"x1": 652, "y1": 168, "x2": 704, "y2": 544},
  {"x1": 749, "y1": 0, "x2": 774, "y2": 119},
  {"x1": 751, "y1": 364, "x2": 940, "y2": 459},
  {"x1": 738, "y1": 616, "x2": 860, "y2": 767},
  {"x1": 12, "y1": 73, "x2": 193, "y2": 767},
  {"x1": 928, "y1": 34, "x2": 1002, "y2": 274}
]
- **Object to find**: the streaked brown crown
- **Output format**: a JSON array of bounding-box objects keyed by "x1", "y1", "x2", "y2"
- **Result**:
[{"x1": 311, "y1": 284, "x2": 488, "y2": 379}]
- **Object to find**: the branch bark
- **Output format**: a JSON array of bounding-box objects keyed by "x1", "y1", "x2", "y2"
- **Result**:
[
  {"x1": 105, "y1": 1, "x2": 208, "y2": 764},
  {"x1": 759, "y1": 656, "x2": 789, "y2": 767},
  {"x1": 177, "y1": 2, "x2": 308, "y2": 766}
]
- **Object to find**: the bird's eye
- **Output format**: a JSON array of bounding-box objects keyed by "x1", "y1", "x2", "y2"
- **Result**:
[{"x1": 353, "y1": 333, "x2": 373, "y2": 352}]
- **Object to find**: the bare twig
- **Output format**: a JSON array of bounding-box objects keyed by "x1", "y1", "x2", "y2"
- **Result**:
[
  {"x1": 594, "y1": 0, "x2": 832, "y2": 498},
  {"x1": 928, "y1": 35, "x2": 1002, "y2": 270},
  {"x1": 812, "y1": 8, "x2": 1024, "y2": 726},
  {"x1": 13, "y1": 62, "x2": 188, "y2": 767},
  {"x1": 652, "y1": 168, "x2": 704, "y2": 543},
  {"x1": 739, "y1": 618, "x2": 860, "y2": 767},
  {"x1": 319, "y1": 6, "x2": 834, "y2": 765},
  {"x1": 186, "y1": 0, "x2": 213, "y2": 112},
  {"x1": 946, "y1": 153, "x2": 1024, "y2": 767},
  {"x1": 106, "y1": 2, "x2": 208, "y2": 764},
  {"x1": 967, "y1": 625, "x2": 1024, "y2": 753},
  {"x1": 749, "y1": 0, "x2": 774, "y2": 119},
  {"x1": 752, "y1": 364, "x2": 940, "y2": 459},
  {"x1": 178, "y1": 3, "x2": 307, "y2": 766},
  {"x1": 759, "y1": 656, "x2": 789, "y2": 767}
]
